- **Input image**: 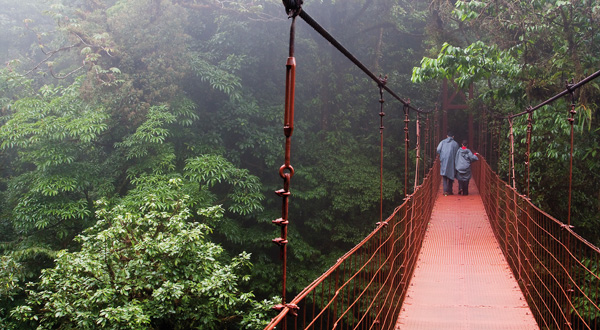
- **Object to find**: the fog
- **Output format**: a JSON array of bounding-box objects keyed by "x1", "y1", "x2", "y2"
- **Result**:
[{"x1": 1, "y1": 0, "x2": 598, "y2": 328}]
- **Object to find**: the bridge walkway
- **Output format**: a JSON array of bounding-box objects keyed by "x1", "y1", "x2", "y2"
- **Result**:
[{"x1": 396, "y1": 179, "x2": 539, "y2": 329}]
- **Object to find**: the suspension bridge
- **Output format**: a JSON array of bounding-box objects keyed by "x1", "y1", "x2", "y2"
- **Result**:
[{"x1": 266, "y1": 2, "x2": 600, "y2": 329}]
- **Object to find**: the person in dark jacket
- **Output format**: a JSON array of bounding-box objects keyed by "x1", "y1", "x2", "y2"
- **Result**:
[
  {"x1": 454, "y1": 140, "x2": 479, "y2": 195},
  {"x1": 437, "y1": 132, "x2": 459, "y2": 196}
]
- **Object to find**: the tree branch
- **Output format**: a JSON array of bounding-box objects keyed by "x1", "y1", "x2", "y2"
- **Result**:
[{"x1": 22, "y1": 43, "x2": 81, "y2": 76}]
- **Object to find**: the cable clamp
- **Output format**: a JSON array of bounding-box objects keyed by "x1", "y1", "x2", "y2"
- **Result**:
[
  {"x1": 275, "y1": 189, "x2": 291, "y2": 197},
  {"x1": 272, "y1": 218, "x2": 289, "y2": 226},
  {"x1": 272, "y1": 303, "x2": 300, "y2": 315},
  {"x1": 272, "y1": 238, "x2": 288, "y2": 246},
  {"x1": 282, "y1": 0, "x2": 303, "y2": 17}
]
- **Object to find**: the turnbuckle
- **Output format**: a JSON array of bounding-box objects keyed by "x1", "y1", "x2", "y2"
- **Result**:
[{"x1": 272, "y1": 237, "x2": 288, "y2": 246}]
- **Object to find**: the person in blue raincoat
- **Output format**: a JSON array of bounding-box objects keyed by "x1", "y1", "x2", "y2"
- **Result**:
[
  {"x1": 454, "y1": 140, "x2": 479, "y2": 195},
  {"x1": 437, "y1": 132, "x2": 459, "y2": 196}
]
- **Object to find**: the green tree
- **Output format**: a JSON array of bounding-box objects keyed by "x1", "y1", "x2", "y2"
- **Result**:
[
  {"x1": 0, "y1": 0, "x2": 441, "y2": 318},
  {"x1": 13, "y1": 177, "x2": 273, "y2": 329},
  {"x1": 412, "y1": 0, "x2": 600, "y2": 243},
  {"x1": 0, "y1": 78, "x2": 112, "y2": 327},
  {"x1": 0, "y1": 78, "x2": 109, "y2": 248}
]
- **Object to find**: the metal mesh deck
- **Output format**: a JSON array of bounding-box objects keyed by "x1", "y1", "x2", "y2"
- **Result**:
[{"x1": 396, "y1": 180, "x2": 539, "y2": 329}]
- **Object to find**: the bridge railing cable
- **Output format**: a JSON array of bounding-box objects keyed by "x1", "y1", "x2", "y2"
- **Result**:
[
  {"x1": 477, "y1": 69, "x2": 600, "y2": 329},
  {"x1": 264, "y1": 160, "x2": 440, "y2": 330},
  {"x1": 473, "y1": 157, "x2": 600, "y2": 330},
  {"x1": 271, "y1": 1, "x2": 439, "y2": 319}
]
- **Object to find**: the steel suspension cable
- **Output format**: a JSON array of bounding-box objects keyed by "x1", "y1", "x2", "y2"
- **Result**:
[
  {"x1": 296, "y1": 10, "x2": 431, "y2": 114},
  {"x1": 496, "y1": 69, "x2": 599, "y2": 193},
  {"x1": 501, "y1": 69, "x2": 600, "y2": 217},
  {"x1": 508, "y1": 68, "x2": 600, "y2": 120},
  {"x1": 485, "y1": 72, "x2": 595, "y2": 212}
]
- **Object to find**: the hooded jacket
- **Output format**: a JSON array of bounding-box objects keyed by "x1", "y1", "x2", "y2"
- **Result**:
[
  {"x1": 437, "y1": 137, "x2": 459, "y2": 180},
  {"x1": 455, "y1": 147, "x2": 479, "y2": 180}
]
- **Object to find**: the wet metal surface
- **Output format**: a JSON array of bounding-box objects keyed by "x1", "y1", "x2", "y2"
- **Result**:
[{"x1": 396, "y1": 181, "x2": 539, "y2": 329}]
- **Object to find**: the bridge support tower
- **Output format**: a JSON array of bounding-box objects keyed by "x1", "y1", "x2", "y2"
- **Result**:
[{"x1": 441, "y1": 79, "x2": 474, "y2": 147}]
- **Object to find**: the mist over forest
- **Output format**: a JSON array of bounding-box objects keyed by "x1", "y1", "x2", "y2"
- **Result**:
[{"x1": 1, "y1": 0, "x2": 598, "y2": 328}]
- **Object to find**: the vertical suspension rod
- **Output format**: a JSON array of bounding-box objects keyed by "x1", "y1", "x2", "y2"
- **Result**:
[
  {"x1": 498, "y1": 120, "x2": 502, "y2": 170},
  {"x1": 378, "y1": 78, "x2": 386, "y2": 224},
  {"x1": 272, "y1": 14, "x2": 298, "y2": 313},
  {"x1": 424, "y1": 115, "x2": 430, "y2": 176},
  {"x1": 565, "y1": 80, "x2": 576, "y2": 330},
  {"x1": 478, "y1": 111, "x2": 483, "y2": 153},
  {"x1": 404, "y1": 103, "x2": 410, "y2": 197},
  {"x1": 483, "y1": 108, "x2": 488, "y2": 161},
  {"x1": 566, "y1": 82, "x2": 576, "y2": 228},
  {"x1": 525, "y1": 107, "x2": 533, "y2": 197},
  {"x1": 508, "y1": 117, "x2": 516, "y2": 189},
  {"x1": 434, "y1": 105, "x2": 439, "y2": 156},
  {"x1": 414, "y1": 112, "x2": 421, "y2": 191}
]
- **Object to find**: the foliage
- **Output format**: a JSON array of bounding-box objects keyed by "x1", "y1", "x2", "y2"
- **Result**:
[
  {"x1": 14, "y1": 0, "x2": 600, "y2": 327},
  {"x1": 12, "y1": 177, "x2": 273, "y2": 329},
  {"x1": 185, "y1": 154, "x2": 264, "y2": 216},
  {"x1": 507, "y1": 103, "x2": 600, "y2": 244},
  {"x1": 415, "y1": 0, "x2": 600, "y2": 102},
  {"x1": 412, "y1": 41, "x2": 524, "y2": 101},
  {"x1": 0, "y1": 79, "x2": 109, "y2": 240},
  {"x1": 1, "y1": 1, "x2": 279, "y2": 325},
  {"x1": 571, "y1": 257, "x2": 600, "y2": 326},
  {"x1": 0, "y1": 256, "x2": 23, "y2": 321},
  {"x1": 413, "y1": 0, "x2": 600, "y2": 244}
]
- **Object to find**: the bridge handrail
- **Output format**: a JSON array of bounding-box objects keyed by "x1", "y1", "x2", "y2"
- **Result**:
[
  {"x1": 264, "y1": 159, "x2": 441, "y2": 330},
  {"x1": 473, "y1": 156, "x2": 600, "y2": 330}
]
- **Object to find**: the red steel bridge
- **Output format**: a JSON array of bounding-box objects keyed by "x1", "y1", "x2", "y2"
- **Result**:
[{"x1": 267, "y1": 2, "x2": 600, "y2": 329}]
